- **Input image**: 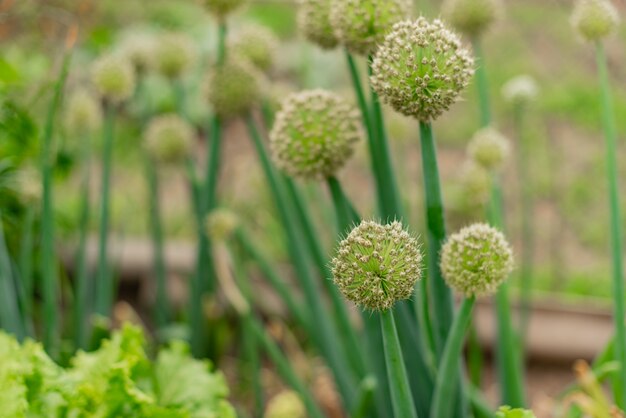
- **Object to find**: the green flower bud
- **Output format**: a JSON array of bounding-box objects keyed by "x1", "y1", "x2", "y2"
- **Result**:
[
  {"x1": 91, "y1": 54, "x2": 136, "y2": 103},
  {"x1": 501, "y1": 75, "x2": 539, "y2": 106},
  {"x1": 144, "y1": 114, "x2": 194, "y2": 164},
  {"x1": 442, "y1": 0, "x2": 503, "y2": 37},
  {"x1": 571, "y1": 0, "x2": 620, "y2": 41},
  {"x1": 154, "y1": 33, "x2": 196, "y2": 79},
  {"x1": 230, "y1": 25, "x2": 279, "y2": 72},
  {"x1": 370, "y1": 18, "x2": 475, "y2": 121},
  {"x1": 331, "y1": 0, "x2": 411, "y2": 55},
  {"x1": 206, "y1": 208, "x2": 239, "y2": 242},
  {"x1": 205, "y1": 59, "x2": 263, "y2": 119},
  {"x1": 440, "y1": 223, "x2": 514, "y2": 297},
  {"x1": 120, "y1": 33, "x2": 155, "y2": 75},
  {"x1": 332, "y1": 220, "x2": 423, "y2": 311},
  {"x1": 264, "y1": 391, "x2": 306, "y2": 418},
  {"x1": 467, "y1": 127, "x2": 510, "y2": 172},
  {"x1": 203, "y1": 0, "x2": 246, "y2": 19},
  {"x1": 64, "y1": 88, "x2": 103, "y2": 135},
  {"x1": 270, "y1": 90, "x2": 362, "y2": 180},
  {"x1": 297, "y1": 0, "x2": 339, "y2": 49}
]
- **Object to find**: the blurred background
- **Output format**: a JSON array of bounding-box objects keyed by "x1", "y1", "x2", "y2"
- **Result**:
[{"x1": 2, "y1": 0, "x2": 626, "y2": 414}]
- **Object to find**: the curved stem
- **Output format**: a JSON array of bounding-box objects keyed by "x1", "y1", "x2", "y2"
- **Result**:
[
  {"x1": 596, "y1": 41, "x2": 626, "y2": 409},
  {"x1": 430, "y1": 297, "x2": 476, "y2": 418},
  {"x1": 381, "y1": 310, "x2": 418, "y2": 418}
]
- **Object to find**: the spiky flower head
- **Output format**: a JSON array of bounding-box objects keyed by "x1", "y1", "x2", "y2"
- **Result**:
[
  {"x1": 91, "y1": 54, "x2": 136, "y2": 103},
  {"x1": 440, "y1": 223, "x2": 513, "y2": 297},
  {"x1": 144, "y1": 114, "x2": 194, "y2": 165},
  {"x1": 331, "y1": 0, "x2": 412, "y2": 55},
  {"x1": 230, "y1": 25, "x2": 279, "y2": 72},
  {"x1": 501, "y1": 75, "x2": 539, "y2": 106},
  {"x1": 370, "y1": 18, "x2": 475, "y2": 121},
  {"x1": 154, "y1": 33, "x2": 196, "y2": 80},
  {"x1": 205, "y1": 59, "x2": 263, "y2": 119},
  {"x1": 442, "y1": 0, "x2": 503, "y2": 37},
  {"x1": 571, "y1": 0, "x2": 620, "y2": 41},
  {"x1": 332, "y1": 220, "x2": 423, "y2": 311},
  {"x1": 467, "y1": 127, "x2": 510, "y2": 172},
  {"x1": 298, "y1": 0, "x2": 339, "y2": 49},
  {"x1": 64, "y1": 88, "x2": 103, "y2": 135},
  {"x1": 120, "y1": 33, "x2": 155, "y2": 75},
  {"x1": 270, "y1": 90, "x2": 362, "y2": 180},
  {"x1": 203, "y1": 0, "x2": 246, "y2": 19},
  {"x1": 264, "y1": 391, "x2": 306, "y2": 418},
  {"x1": 206, "y1": 208, "x2": 239, "y2": 242}
]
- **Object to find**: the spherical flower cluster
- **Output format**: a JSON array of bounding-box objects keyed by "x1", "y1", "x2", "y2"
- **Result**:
[
  {"x1": 370, "y1": 18, "x2": 475, "y2": 121},
  {"x1": 332, "y1": 220, "x2": 423, "y2": 311},
  {"x1": 154, "y1": 33, "x2": 196, "y2": 79},
  {"x1": 467, "y1": 127, "x2": 510, "y2": 172},
  {"x1": 442, "y1": 0, "x2": 503, "y2": 37},
  {"x1": 64, "y1": 88, "x2": 103, "y2": 135},
  {"x1": 297, "y1": 0, "x2": 339, "y2": 49},
  {"x1": 230, "y1": 25, "x2": 278, "y2": 72},
  {"x1": 440, "y1": 223, "x2": 514, "y2": 297},
  {"x1": 205, "y1": 208, "x2": 239, "y2": 242},
  {"x1": 270, "y1": 90, "x2": 362, "y2": 180},
  {"x1": 144, "y1": 114, "x2": 194, "y2": 164},
  {"x1": 121, "y1": 33, "x2": 155, "y2": 74},
  {"x1": 571, "y1": 0, "x2": 620, "y2": 41},
  {"x1": 263, "y1": 391, "x2": 306, "y2": 418},
  {"x1": 91, "y1": 54, "x2": 136, "y2": 103},
  {"x1": 331, "y1": 0, "x2": 411, "y2": 56},
  {"x1": 203, "y1": 0, "x2": 246, "y2": 19},
  {"x1": 205, "y1": 59, "x2": 263, "y2": 119},
  {"x1": 501, "y1": 74, "x2": 539, "y2": 106}
]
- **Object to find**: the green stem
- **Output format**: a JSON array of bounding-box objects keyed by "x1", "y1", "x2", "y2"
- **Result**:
[
  {"x1": 513, "y1": 104, "x2": 534, "y2": 340},
  {"x1": 418, "y1": 121, "x2": 453, "y2": 356},
  {"x1": 380, "y1": 310, "x2": 418, "y2": 418},
  {"x1": 95, "y1": 104, "x2": 115, "y2": 317},
  {"x1": 40, "y1": 51, "x2": 71, "y2": 351},
  {"x1": 245, "y1": 113, "x2": 357, "y2": 410},
  {"x1": 18, "y1": 205, "x2": 35, "y2": 336},
  {"x1": 351, "y1": 376, "x2": 377, "y2": 418},
  {"x1": 596, "y1": 41, "x2": 626, "y2": 409},
  {"x1": 431, "y1": 297, "x2": 476, "y2": 418},
  {"x1": 217, "y1": 21, "x2": 227, "y2": 65},
  {"x1": 146, "y1": 158, "x2": 170, "y2": 329},
  {"x1": 367, "y1": 57, "x2": 403, "y2": 220},
  {"x1": 73, "y1": 133, "x2": 92, "y2": 349},
  {"x1": 327, "y1": 176, "x2": 353, "y2": 234},
  {"x1": 249, "y1": 317, "x2": 325, "y2": 418},
  {"x1": 0, "y1": 210, "x2": 25, "y2": 339},
  {"x1": 472, "y1": 38, "x2": 491, "y2": 127},
  {"x1": 173, "y1": 78, "x2": 186, "y2": 119}
]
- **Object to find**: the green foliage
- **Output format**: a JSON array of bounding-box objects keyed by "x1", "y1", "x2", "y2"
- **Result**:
[
  {"x1": 496, "y1": 406, "x2": 537, "y2": 418},
  {"x1": 0, "y1": 324, "x2": 236, "y2": 417}
]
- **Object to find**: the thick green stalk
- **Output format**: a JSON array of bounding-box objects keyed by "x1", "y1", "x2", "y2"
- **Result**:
[
  {"x1": 73, "y1": 133, "x2": 92, "y2": 349},
  {"x1": 380, "y1": 310, "x2": 418, "y2": 418},
  {"x1": 0, "y1": 211, "x2": 25, "y2": 339},
  {"x1": 471, "y1": 39, "x2": 491, "y2": 128},
  {"x1": 513, "y1": 104, "x2": 534, "y2": 339},
  {"x1": 596, "y1": 41, "x2": 626, "y2": 409},
  {"x1": 18, "y1": 205, "x2": 35, "y2": 336},
  {"x1": 351, "y1": 377, "x2": 377, "y2": 418},
  {"x1": 431, "y1": 297, "x2": 476, "y2": 418},
  {"x1": 327, "y1": 176, "x2": 353, "y2": 234},
  {"x1": 41, "y1": 51, "x2": 71, "y2": 351},
  {"x1": 146, "y1": 159, "x2": 170, "y2": 329},
  {"x1": 249, "y1": 318, "x2": 325, "y2": 418},
  {"x1": 234, "y1": 228, "x2": 310, "y2": 333},
  {"x1": 418, "y1": 121, "x2": 454, "y2": 355},
  {"x1": 95, "y1": 104, "x2": 116, "y2": 317},
  {"x1": 245, "y1": 114, "x2": 357, "y2": 410}
]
